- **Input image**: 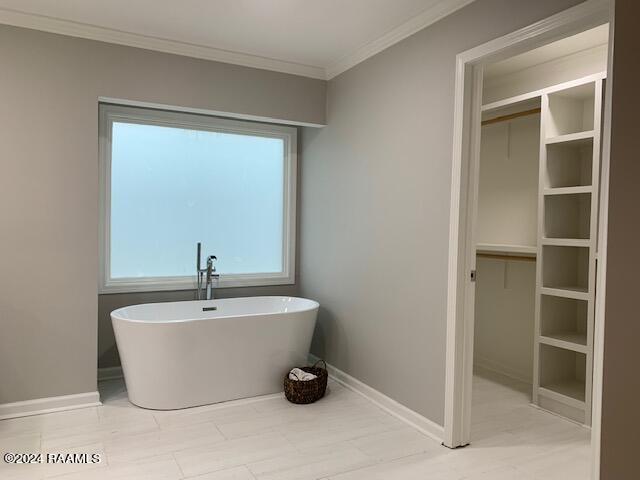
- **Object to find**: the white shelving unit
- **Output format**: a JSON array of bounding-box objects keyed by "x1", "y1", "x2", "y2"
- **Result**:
[{"x1": 533, "y1": 76, "x2": 604, "y2": 425}]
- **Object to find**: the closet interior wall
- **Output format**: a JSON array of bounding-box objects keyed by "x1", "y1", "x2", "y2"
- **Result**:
[{"x1": 475, "y1": 108, "x2": 539, "y2": 384}]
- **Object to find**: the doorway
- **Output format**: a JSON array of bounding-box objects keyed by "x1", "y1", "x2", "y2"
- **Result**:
[{"x1": 443, "y1": 2, "x2": 613, "y2": 480}]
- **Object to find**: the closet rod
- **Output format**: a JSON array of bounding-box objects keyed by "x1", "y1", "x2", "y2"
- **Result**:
[
  {"x1": 481, "y1": 107, "x2": 541, "y2": 126},
  {"x1": 476, "y1": 253, "x2": 536, "y2": 262}
]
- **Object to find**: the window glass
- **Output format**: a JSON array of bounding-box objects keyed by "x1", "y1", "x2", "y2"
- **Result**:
[{"x1": 109, "y1": 121, "x2": 285, "y2": 279}]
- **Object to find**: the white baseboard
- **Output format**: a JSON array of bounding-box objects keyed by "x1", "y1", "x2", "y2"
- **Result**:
[
  {"x1": 309, "y1": 354, "x2": 444, "y2": 443},
  {"x1": 0, "y1": 391, "x2": 101, "y2": 421},
  {"x1": 474, "y1": 356, "x2": 532, "y2": 385},
  {"x1": 98, "y1": 366, "x2": 123, "y2": 382}
]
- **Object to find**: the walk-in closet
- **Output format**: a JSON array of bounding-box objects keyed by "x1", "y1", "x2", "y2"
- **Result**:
[{"x1": 472, "y1": 24, "x2": 608, "y2": 440}]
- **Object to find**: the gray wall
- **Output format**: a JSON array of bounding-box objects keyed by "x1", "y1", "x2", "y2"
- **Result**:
[
  {"x1": 600, "y1": 1, "x2": 640, "y2": 478},
  {"x1": 300, "y1": 0, "x2": 583, "y2": 424},
  {"x1": 0, "y1": 24, "x2": 325, "y2": 404}
]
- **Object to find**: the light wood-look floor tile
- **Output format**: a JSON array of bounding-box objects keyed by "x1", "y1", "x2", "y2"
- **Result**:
[
  {"x1": 246, "y1": 442, "x2": 375, "y2": 480},
  {"x1": 0, "y1": 373, "x2": 590, "y2": 480},
  {"x1": 174, "y1": 432, "x2": 296, "y2": 477},
  {"x1": 187, "y1": 465, "x2": 258, "y2": 480}
]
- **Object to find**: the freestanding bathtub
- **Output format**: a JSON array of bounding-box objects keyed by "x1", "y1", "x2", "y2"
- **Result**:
[{"x1": 111, "y1": 296, "x2": 319, "y2": 410}]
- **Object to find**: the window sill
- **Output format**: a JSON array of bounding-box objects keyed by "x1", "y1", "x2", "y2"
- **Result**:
[{"x1": 99, "y1": 273, "x2": 294, "y2": 294}]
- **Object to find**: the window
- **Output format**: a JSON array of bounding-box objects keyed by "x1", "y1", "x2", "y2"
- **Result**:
[{"x1": 99, "y1": 104, "x2": 296, "y2": 293}]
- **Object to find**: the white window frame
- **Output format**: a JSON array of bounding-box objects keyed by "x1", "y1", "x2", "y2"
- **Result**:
[{"x1": 98, "y1": 103, "x2": 297, "y2": 294}]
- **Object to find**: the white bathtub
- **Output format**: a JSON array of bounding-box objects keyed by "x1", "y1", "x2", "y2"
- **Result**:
[{"x1": 111, "y1": 296, "x2": 319, "y2": 410}]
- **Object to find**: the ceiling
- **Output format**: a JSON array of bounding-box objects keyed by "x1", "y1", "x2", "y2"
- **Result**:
[
  {"x1": 0, "y1": 0, "x2": 474, "y2": 79},
  {"x1": 484, "y1": 24, "x2": 609, "y2": 80}
]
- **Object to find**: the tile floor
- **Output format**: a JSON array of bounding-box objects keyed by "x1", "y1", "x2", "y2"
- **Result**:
[{"x1": 0, "y1": 371, "x2": 590, "y2": 479}]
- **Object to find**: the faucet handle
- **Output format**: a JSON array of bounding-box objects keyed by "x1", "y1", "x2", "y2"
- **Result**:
[{"x1": 207, "y1": 255, "x2": 217, "y2": 272}]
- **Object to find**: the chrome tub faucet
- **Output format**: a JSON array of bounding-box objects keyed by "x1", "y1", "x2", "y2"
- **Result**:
[{"x1": 196, "y1": 242, "x2": 219, "y2": 300}]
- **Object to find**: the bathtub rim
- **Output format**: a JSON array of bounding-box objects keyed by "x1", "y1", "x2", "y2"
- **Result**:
[{"x1": 110, "y1": 295, "x2": 320, "y2": 324}]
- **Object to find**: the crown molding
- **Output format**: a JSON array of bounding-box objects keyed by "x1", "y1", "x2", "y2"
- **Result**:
[
  {"x1": 0, "y1": 1, "x2": 478, "y2": 81},
  {"x1": 0, "y1": 7, "x2": 327, "y2": 80},
  {"x1": 325, "y1": 0, "x2": 477, "y2": 79}
]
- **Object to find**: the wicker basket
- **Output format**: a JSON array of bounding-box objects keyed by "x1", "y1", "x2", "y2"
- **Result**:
[{"x1": 283, "y1": 359, "x2": 328, "y2": 404}]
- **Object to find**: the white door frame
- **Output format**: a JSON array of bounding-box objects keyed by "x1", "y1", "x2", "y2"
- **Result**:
[{"x1": 443, "y1": 0, "x2": 613, "y2": 478}]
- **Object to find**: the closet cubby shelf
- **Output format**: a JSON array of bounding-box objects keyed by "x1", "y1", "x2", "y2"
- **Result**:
[
  {"x1": 543, "y1": 186, "x2": 592, "y2": 196},
  {"x1": 545, "y1": 141, "x2": 593, "y2": 189},
  {"x1": 541, "y1": 238, "x2": 590, "y2": 248},
  {"x1": 544, "y1": 285, "x2": 588, "y2": 294},
  {"x1": 539, "y1": 334, "x2": 588, "y2": 353},
  {"x1": 545, "y1": 130, "x2": 595, "y2": 146},
  {"x1": 542, "y1": 245, "x2": 589, "y2": 292},
  {"x1": 544, "y1": 194, "x2": 592, "y2": 240},
  {"x1": 540, "y1": 294, "x2": 588, "y2": 356},
  {"x1": 538, "y1": 343, "x2": 587, "y2": 410},
  {"x1": 540, "y1": 287, "x2": 590, "y2": 301},
  {"x1": 539, "y1": 383, "x2": 586, "y2": 409}
]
